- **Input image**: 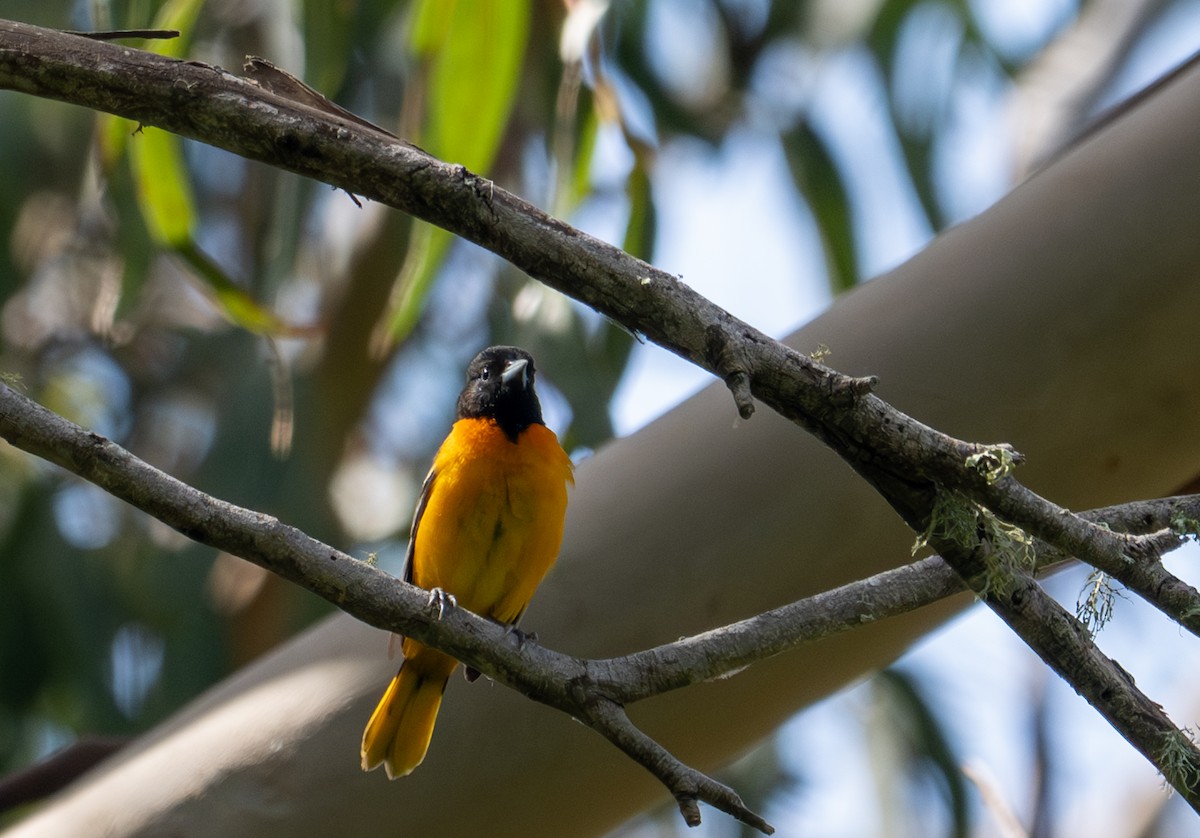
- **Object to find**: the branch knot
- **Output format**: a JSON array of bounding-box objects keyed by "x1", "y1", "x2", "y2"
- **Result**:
[{"x1": 704, "y1": 325, "x2": 755, "y2": 419}]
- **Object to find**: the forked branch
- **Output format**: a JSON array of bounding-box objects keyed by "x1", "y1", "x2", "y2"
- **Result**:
[{"x1": 4, "y1": 17, "x2": 1200, "y2": 828}]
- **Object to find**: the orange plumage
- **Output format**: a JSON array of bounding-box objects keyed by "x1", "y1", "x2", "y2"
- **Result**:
[{"x1": 361, "y1": 347, "x2": 573, "y2": 778}]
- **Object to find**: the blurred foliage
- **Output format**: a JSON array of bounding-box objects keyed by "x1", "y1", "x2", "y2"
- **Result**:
[
  {"x1": 0, "y1": 0, "x2": 1171, "y2": 832},
  {"x1": 870, "y1": 669, "x2": 970, "y2": 838}
]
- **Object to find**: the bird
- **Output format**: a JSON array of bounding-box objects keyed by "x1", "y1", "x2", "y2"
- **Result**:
[{"x1": 361, "y1": 345, "x2": 574, "y2": 778}]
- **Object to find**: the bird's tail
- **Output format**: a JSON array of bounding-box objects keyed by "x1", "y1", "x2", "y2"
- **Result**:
[{"x1": 361, "y1": 644, "x2": 457, "y2": 778}]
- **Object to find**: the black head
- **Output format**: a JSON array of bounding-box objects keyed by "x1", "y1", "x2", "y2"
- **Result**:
[{"x1": 456, "y1": 346, "x2": 545, "y2": 442}]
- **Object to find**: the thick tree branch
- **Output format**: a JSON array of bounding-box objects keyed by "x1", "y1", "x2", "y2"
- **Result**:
[
  {"x1": 0, "y1": 24, "x2": 1111, "y2": 517},
  {"x1": 933, "y1": 530, "x2": 1200, "y2": 810},
  {"x1": 0, "y1": 382, "x2": 954, "y2": 831},
  {"x1": 600, "y1": 493, "x2": 1200, "y2": 704},
  {"x1": 0, "y1": 380, "x2": 779, "y2": 830},
  {"x1": 968, "y1": 474, "x2": 1200, "y2": 635},
  {"x1": 5, "y1": 380, "x2": 1200, "y2": 827},
  {"x1": 0, "y1": 20, "x2": 933, "y2": 482},
  {"x1": 4, "y1": 17, "x2": 1200, "y2": 821}
]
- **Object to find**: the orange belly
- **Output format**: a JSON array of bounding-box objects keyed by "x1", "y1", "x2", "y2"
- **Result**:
[{"x1": 410, "y1": 418, "x2": 573, "y2": 625}]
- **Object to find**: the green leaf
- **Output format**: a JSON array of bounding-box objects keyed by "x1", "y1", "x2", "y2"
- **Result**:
[
  {"x1": 112, "y1": 0, "x2": 300, "y2": 337},
  {"x1": 147, "y1": 0, "x2": 206, "y2": 60},
  {"x1": 380, "y1": 0, "x2": 531, "y2": 346},
  {"x1": 127, "y1": 0, "x2": 207, "y2": 247},
  {"x1": 301, "y1": 0, "x2": 355, "y2": 96},
  {"x1": 874, "y1": 670, "x2": 970, "y2": 838},
  {"x1": 783, "y1": 123, "x2": 859, "y2": 294},
  {"x1": 565, "y1": 106, "x2": 600, "y2": 214},
  {"x1": 175, "y1": 242, "x2": 307, "y2": 337},
  {"x1": 380, "y1": 224, "x2": 448, "y2": 347},
  {"x1": 130, "y1": 123, "x2": 196, "y2": 247},
  {"x1": 412, "y1": 0, "x2": 529, "y2": 172},
  {"x1": 622, "y1": 158, "x2": 657, "y2": 261}
]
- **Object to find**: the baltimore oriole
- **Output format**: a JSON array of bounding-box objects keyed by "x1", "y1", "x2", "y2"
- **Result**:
[{"x1": 360, "y1": 345, "x2": 574, "y2": 778}]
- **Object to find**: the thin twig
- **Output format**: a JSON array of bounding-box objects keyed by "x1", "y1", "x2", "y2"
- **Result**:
[
  {"x1": 578, "y1": 697, "x2": 774, "y2": 834},
  {"x1": 65, "y1": 29, "x2": 179, "y2": 41}
]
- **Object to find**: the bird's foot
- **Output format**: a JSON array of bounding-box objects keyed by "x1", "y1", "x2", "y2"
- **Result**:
[{"x1": 427, "y1": 587, "x2": 457, "y2": 620}]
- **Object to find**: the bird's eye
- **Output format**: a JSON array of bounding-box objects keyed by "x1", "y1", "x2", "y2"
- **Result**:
[{"x1": 480, "y1": 368, "x2": 490, "y2": 381}]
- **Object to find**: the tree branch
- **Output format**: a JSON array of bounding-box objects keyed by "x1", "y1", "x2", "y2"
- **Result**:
[
  {"x1": 5, "y1": 16, "x2": 1200, "y2": 823},
  {"x1": 0, "y1": 380, "x2": 781, "y2": 830},
  {"x1": 967, "y1": 473, "x2": 1200, "y2": 636},
  {"x1": 5, "y1": 378, "x2": 1200, "y2": 826},
  {"x1": 0, "y1": 380, "x2": 953, "y2": 832},
  {"x1": 932, "y1": 525, "x2": 1200, "y2": 810},
  {"x1": 599, "y1": 492, "x2": 1200, "y2": 704}
]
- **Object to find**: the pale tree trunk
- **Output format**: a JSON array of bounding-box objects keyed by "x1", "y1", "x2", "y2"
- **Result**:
[{"x1": 8, "y1": 38, "x2": 1200, "y2": 838}]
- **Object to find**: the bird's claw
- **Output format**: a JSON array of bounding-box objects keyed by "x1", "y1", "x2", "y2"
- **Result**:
[{"x1": 427, "y1": 587, "x2": 457, "y2": 620}]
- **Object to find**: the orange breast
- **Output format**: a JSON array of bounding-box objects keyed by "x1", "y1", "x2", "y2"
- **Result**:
[{"x1": 410, "y1": 419, "x2": 573, "y2": 624}]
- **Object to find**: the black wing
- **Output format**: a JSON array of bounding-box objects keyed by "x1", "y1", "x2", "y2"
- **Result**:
[{"x1": 401, "y1": 466, "x2": 437, "y2": 586}]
